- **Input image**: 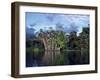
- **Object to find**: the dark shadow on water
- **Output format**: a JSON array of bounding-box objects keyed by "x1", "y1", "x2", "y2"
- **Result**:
[{"x1": 26, "y1": 50, "x2": 89, "y2": 67}]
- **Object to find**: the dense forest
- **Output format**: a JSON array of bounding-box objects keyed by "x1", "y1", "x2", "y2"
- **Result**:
[{"x1": 26, "y1": 25, "x2": 89, "y2": 67}]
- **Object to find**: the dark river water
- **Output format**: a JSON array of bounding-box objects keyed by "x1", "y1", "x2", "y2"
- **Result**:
[{"x1": 26, "y1": 50, "x2": 89, "y2": 67}]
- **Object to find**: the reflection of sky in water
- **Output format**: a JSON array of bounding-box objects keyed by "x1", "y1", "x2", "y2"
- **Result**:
[{"x1": 26, "y1": 12, "x2": 90, "y2": 34}]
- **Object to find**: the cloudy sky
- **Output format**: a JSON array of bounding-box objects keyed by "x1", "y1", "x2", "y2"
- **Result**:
[{"x1": 26, "y1": 12, "x2": 90, "y2": 34}]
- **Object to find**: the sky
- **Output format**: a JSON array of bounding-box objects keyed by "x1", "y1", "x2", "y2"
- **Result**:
[{"x1": 26, "y1": 12, "x2": 90, "y2": 34}]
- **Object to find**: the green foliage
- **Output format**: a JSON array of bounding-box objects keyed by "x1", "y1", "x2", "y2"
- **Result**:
[
  {"x1": 55, "y1": 31, "x2": 67, "y2": 49},
  {"x1": 26, "y1": 40, "x2": 33, "y2": 48},
  {"x1": 80, "y1": 31, "x2": 89, "y2": 49},
  {"x1": 33, "y1": 47, "x2": 39, "y2": 53}
]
